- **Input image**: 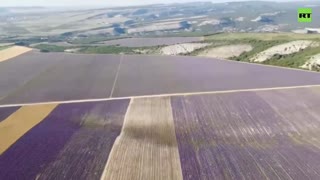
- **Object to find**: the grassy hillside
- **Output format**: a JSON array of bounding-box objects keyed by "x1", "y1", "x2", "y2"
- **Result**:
[
  {"x1": 199, "y1": 33, "x2": 320, "y2": 71},
  {"x1": 263, "y1": 46, "x2": 320, "y2": 69}
]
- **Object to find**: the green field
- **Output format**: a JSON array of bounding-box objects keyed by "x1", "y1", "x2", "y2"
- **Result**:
[{"x1": 34, "y1": 44, "x2": 69, "y2": 52}]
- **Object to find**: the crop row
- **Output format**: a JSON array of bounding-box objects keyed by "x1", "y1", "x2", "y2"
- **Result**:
[
  {"x1": 1, "y1": 52, "x2": 320, "y2": 105},
  {"x1": 171, "y1": 88, "x2": 320, "y2": 179},
  {"x1": 0, "y1": 99, "x2": 129, "y2": 180},
  {"x1": 1, "y1": 87, "x2": 320, "y2": 179}
]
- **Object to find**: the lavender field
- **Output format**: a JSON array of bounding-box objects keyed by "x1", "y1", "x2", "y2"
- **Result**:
[
  {"x1": 0, "y1": 53, "x2": 121, "y2": 104},
  {"x1": 1, "y1": 87, "x2": 320, "y2": 179},
  {"x1": 0, "y1": 99, "x2": 129, "y2": 180},
  {"x1": 1, "y1": 52, "x2": 320, "y2": 105},
  {"x1": 171, "y1": 87, "x2": 320, "y2": 179},
  {"x1": 98, "y1": 55, "x2": 320, "y2": 97},
  {"x1": 0, "y1": 52, "x2": 63, "y2": 99},
  {"x1": 1, "y1": 50, "x2": 320, "y2": 179}
]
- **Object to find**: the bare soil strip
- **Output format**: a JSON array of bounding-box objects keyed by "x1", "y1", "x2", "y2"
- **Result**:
[
  {"x1": 0, "y1": 84, "x2": 320, "y2": 109},
  {"x1": 0, "y1": 46, "x2": 32, "y2": 62},
  {"x1": 101, "y1": 97, "x2": 183, "y2": 180},
  {"x1": 0, "y1": 104, "x2": 57, "y2": 154}
]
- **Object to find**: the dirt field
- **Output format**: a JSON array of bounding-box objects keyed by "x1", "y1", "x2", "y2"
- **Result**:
[
  {"x1": 101, "y1": 97, "x2": 182, "y2": 180},
  {"x1": 251, "y1": 40, "x2": 319, "y2": 62},
  {"x1": 0, "y1": 46, "x2": 32, "y2": 62},
  {"x1": 198, "y1": 44, "x2": 253, "y2": 59},
  {"x1": 160, "y1": 43, "x2": 210, "y2": 55}
]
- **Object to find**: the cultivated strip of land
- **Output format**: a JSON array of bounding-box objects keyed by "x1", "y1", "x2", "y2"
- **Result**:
[
  {"x1": 34, "y1": 100, "x2": 130, "y2": 180},
  {"x1": 101, "y1": 97, "x2": 183, "y2": 180},
  {"x1": 0, "y1": 104, "x2": 57, "y2": 154},
  {"x1": 0, "y1": 84, "x2": 319, "y2": 108},
  {"x1": 171, "y1": 87, "x2": 320, "y2": 179},
  {"x1": 1, "y1": 52, "x2": 320, "y2": 104},
  {"x1": 0, "y1": 46, "x2": 32, "y2": 62}
]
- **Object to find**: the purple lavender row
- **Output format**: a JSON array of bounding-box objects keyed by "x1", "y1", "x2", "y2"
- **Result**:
[
  {"x1": 171, "y1": 89, "x2": 320, "y2": 180},
  {"x1": 0, "y1": 99, "x2": 129, "y2": 180},
  {"x1": 0, "y1": 53, "x2": 121, "y2": 104},
  {"x1": 37, "y1": 99, "x2": 129, "y2": 180}
]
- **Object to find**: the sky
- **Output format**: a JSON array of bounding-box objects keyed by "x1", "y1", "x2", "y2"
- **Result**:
[{"x1": 0, "y1": 0, "x2": 293, "y2": 7}]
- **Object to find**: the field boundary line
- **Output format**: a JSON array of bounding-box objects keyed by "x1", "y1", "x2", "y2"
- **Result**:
[
  {"x1": 0, "y1": 103, "x2": 58, "y2": 154},
  {"x1": 0, "y1": 84, "x2": 320, "y2": 108},
  {"x1": 100, "y1": 98, "x2": 133, "y2": 180},
  {"x1": 109, "y1": 54, "x2": 123, "y2": 98},
  {"x1": 0, "y1": 46, "x2": 32, "y2": 63}
]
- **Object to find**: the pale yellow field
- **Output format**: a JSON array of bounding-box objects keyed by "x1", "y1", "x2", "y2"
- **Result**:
[
  {"x1": 101, "y1": 97, "x2": 182, "y2": 180},
  {"x1": 0, "y1": 104, "x2": 57, "y2": 154},
  {"x1": 0, "y1": 46, "x2": 32, "y2": 63}
]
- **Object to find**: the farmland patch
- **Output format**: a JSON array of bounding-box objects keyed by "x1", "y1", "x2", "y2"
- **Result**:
[
  {"x1": 1, "y1": 53, "x2": 320, "y2": 105},
  {"x1": 0, "y1": 53, "x2": 121, "y2": 104},
  {"x1": 0, "y1": 104, "x2": 57, "y2": 154},
  {"x1": 37, "y1": 100, "x2": 129, "y2": 180},
  {"x1": 101, "y1": 97, "x2": 182, "y2": 180},
  {"x1": 0, "y1": 46, "x2": 32, "y2": 62},
  {"x1": 0, "y1": 51, "x2": 64, "y2": 99},
  {"x1": 171, "y1": 88, "x2": 320, "y2": 179},
  {"x1": 0, "y1": 100, "x2": 129, "y2": 180},
  {"x1": 128, "y1": 21, "x2": 182, "y2": 33},
  {"x1": 112, "y1": 55, "x2": 320, "y2": 98}
]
